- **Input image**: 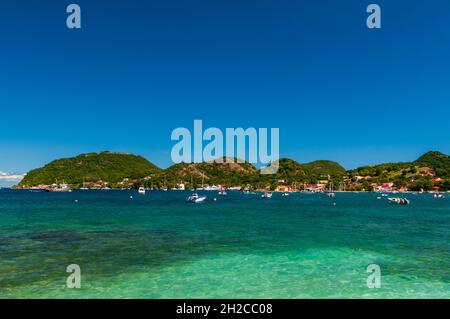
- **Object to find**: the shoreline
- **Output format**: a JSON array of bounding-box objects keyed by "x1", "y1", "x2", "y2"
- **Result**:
[{"x1": 6, "y1": 187, "x2": 450, "y2": 194}]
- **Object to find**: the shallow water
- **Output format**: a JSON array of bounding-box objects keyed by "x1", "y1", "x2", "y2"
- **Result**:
[{"x1": 0, "y1": 189, "x2": 448, "y2": 298}]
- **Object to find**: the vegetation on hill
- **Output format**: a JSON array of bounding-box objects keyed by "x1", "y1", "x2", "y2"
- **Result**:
[
  {"x1": 415, "y1": 151, "x2": 450, "y2": 178},
  {"x1": 271, "y1": 158, "x2": 306, "y2": 179},
  {"x1": 144, "y1": 158, "x2": 258, "y2": 189},
  {"x1": 248, "y1": 158, "x2": 346, "y2": 189},
  {"x1": 18, "y1": 152, "x2": 160, "y2": 187},
  {"x1": 350, "y1": 151, "x2": 450, "y2": 191},
  {"x1": 15, "y1": 150, "x2": 450, "y2": 191},
  {"x1": 302, "y1": 160, "x2": 346, "y2": 177}
]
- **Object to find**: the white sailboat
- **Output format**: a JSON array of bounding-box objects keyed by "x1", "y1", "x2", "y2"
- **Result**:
[
  {"x1": 196, "y1": 173, "x2": 205, "y2": 191},
  {"x1": 388, "y1": 197, "x2": 410, "y2": 205},
  {"x1": 162, "y1": 177, "x2": 168, "y2": 191},
  {"x1": 218, "y1": 186, "x2": 227, "y2": 195},
  {"x1": 325, "y1": 182, "x2": 335, "y2": 198},
  {"x1": 80, "y1": 179, "x2": 89, "y2": 190},
  {"x1": 50, "y1": 181, "x2": 72, "y2": 193},
  {"x1": 187, "y1": 193, "x2": 207, "y2": 203},
  {"x1": 261, "y1": 192, "x2": 272, "y2": 199}
]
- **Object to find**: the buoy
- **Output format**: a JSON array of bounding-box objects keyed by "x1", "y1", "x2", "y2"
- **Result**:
[
  {"x1": 74, "y1": 200, "x2": 78, "y2": 203},
  {"x1": 130, "y1": 196, "x2": 133, "y2": 199},
  {"x1": 333, "y1": 202, "x2": 336, "y2": 206}
]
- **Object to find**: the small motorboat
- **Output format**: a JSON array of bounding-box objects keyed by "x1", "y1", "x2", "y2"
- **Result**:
[
  {"x1": 282, "y1": 192, "x2": 290, "y2": 197},
  {"x1": 388, "y1": 197, "x2": 410, "y2": 205},
  {"x1": 261, "y1": 192, "x2": 273, "y2": 199},
  {"x1": 187, "y1": 193, "x2": 207, "y2": 203},
  {"x1": 138, "y1": 187, "x2": 146, "y2": 195},
  {"x1": 30, "y1": 188, "x2": 50, "y2": 193},
  {"x1": 433, "y1": 194, "x2": 444, "y2": 199}
]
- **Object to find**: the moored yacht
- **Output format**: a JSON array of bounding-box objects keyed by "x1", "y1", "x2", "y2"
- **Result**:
[
  {"x1": 50, "y1": 182, "x2": 72, "y2": 193},
  {"x1": 187, "y1": 193, "x2": 207, "y2": 203},
  {"x1": 218, "y1": 186, "x2": 227, "y2": 195},
  {"x1": 261, "y1": 192, "x2": 272, "y2": 199},
  {"x1": 388, "y1": 197, "x2": 410, "y2": 205}
]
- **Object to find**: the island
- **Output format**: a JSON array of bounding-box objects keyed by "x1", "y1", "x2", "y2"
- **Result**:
[{"x1": 15, "y1": 151, "x2": 450, "y2": 192}]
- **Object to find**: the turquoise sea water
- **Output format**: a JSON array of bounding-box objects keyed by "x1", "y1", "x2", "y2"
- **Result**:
[{"x1": 0, "y1": 189, "x2": 448, "y2": 298}]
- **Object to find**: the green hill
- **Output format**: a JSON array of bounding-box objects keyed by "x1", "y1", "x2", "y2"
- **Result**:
[
  {"x1": 273, "y1": 158, "x2": 306, "y2": 179},
  {"x1": 415, "y1": 151, "x2": 450, "y2": 167},
  {"x1": 246, "y1": 158, "x2": 346, "y2": 189},
  {"x1": 351, "y1": 151, "x2": 450, "y2": 179},
  {"x1": 18, "y1": 152, "x2": 160, "y2": 187},
  {"x1": 18, "y1": 150, "x2": 448, "y2": 191},
  {"x1": 350, "y1": 162, "x2": 413, "y2": 178},
  {"x1": 259, "y1": 158, "x2": 345, "y2": 180},
  {"x1": 414, "y1": 151, "x2": 450, "y2": 177},
  {"x1": 349, "y1": 151, "x2": 450, "y2": 190},
  {"x1": 135, "y1": 157, "x2": 348, "y2": 190},
  {"x1": 301, "y1": 160, "x2": 346, "y2": 177},
  {"x1": 147, "y1": 157, "x2": 258, "y2": 188}
]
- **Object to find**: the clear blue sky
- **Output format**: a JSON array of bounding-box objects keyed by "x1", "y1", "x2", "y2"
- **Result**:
[{"x1": 1, "y1": 0, "x2": 450, "y2": 180}]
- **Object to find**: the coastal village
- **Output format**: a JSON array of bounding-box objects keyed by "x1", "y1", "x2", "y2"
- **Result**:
[{"x1": 20, "y1": 163, "x2": 450, "y2": 194}]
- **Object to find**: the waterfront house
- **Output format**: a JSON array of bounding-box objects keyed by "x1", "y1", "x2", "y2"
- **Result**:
[
  {"x1": 275, "y1": 185, "x2": 293, "y2": 192},
  {"x1": 304, "y1": 184, "x2": 326, "y2": 192}
]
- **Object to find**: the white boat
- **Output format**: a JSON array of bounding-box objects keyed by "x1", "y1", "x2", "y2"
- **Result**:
[
  {"x1": 325, "y1": 182, "x2": 335, "y2": 198},
  {"x1": 138, "y1": 187, "x2": 145, "y2": 195},
  {"x1": 282, "y1": 192, "x2": 290, "y2": 197},
  {"x1": 261, "y1": 192, "x2": 272, "y2": 199},
  {"x1": 80, "y1": 179, "x2": 89, "y2": 190},
  {"x1": 433, "y1": 194, "x2": 444, "y2": 199},
  {"x1": 162, "y1": 176, "x2": 168, "y2": 191},
  {"x1": 30, "y1": 188, "x2": 50, "y2": 193},
  {"x1": 388, "y1": 197, "x2": 410, "y2": 205},
  {"x1": 204, "y1": 185, "x2": 221, "y2": 191},
  {"x1": 196, "y1": 174, "x2": 206, "y2": 191},
  {"x1": 50, "y1": 182, "x2": 72, "y2": 193},
  {"x1": 187, "y1": 193, "x2": 207, "y2": 203},
  {"x1": 218, "y1": 186, "x2": 227, "y2": 195}
]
